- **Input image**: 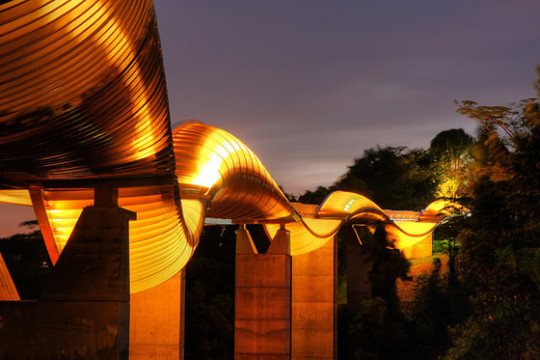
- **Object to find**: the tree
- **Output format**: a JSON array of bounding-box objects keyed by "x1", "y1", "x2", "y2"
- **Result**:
[
  {"x1": 335, "y1": 146, "x2": 436, "y2": 210},
  {"x1": 411, "y1": 258, "x2": 450, "y2": 358},
  {"x1": 348, "y1": 226, "x2": 413, "y2": 359},
  {"x1": 0, "y1": 225, "x2": 52, "y2": 299},
  {"x1": 411, "y1": 256, "x2": 469, "y2": 359},
  {"x1": 298, "y1": 185, "x2": 332, "y2": 205},
  {"x1": 443, "y1": 69, "x2": 540, "y2": 360},
  {"x1": 184, "y1": 226, "x2": 236, "y2": 360},
  {"x1": 429, "y1": 128, "x2": 475, "y2": 199}
]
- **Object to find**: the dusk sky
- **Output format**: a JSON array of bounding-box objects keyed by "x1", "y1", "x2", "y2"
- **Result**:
[
  {"x1": 155, "y1": 0, "x2": 539, "y2": 194},
  {"x1": 1, "y1": 0, "x2": 539, "y2": 236}
]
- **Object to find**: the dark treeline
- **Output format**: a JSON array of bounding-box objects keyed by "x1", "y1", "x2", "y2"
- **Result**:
[
  {"x1": 298, "y1": 127, "x2": 474, "y2": 209},
  {"x1": 184, "y1": 225, "x2": 236, "y2": 360},
  {"x1": 1, "y1": 70, "x2": 538, "y2": 359},
  {"x1": 0, "y1": 221, "x2": 52, "y2": 299}
]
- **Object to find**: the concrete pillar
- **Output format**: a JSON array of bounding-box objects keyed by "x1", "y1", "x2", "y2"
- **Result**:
[
  {"x1": 39, "y1": 188, "x2": 133, "y2": 301},
  {"x1": 235, "y1": 225, "x2": 292, "y2": 359},
  {"x1": 291, "y1": 236, "x2": 337, "y2": 360},
  {"x1": 130, "y1": 270, "x2": 185, "y2": 360},
  {"x1": 0, "y1": 187, "x2": 135, "y2": 359}
]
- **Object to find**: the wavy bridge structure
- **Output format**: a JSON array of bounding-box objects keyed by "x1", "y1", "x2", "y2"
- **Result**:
[{"x1": 0, "y1": 1, "x2": 464, "y2": 359}]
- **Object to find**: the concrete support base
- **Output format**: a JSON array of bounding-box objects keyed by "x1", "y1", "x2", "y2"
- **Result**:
[
  {"x1": 234, "y1": 226, "x2": 292, "y2": 359},
  {"x1": 0, "y1": 301, "x2": 129, "y2": 359},
  {"x1": 130, "y1": 270, "x2": 185, "y2": 360},
  {"x1": 292, "y1": 237, "x2": 337, "y2": 360},
  {"x1": 0, "y1": 188, "x2": 134, "y2": 359}
]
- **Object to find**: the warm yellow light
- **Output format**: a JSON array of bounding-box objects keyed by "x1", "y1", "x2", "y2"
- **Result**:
[
  {"x1": 388, "y1": 221, "x2": 437, "y2": 248},
  {"x1": 173, "y1": 122, "x2": 293, "y2": 221},
  {"x1": 319, "y1": 191, "x2": 384, "y2": 218},
  {"x1": 0, "y1": 254, "x2": 19, "y2": 301},
  {"x1": 180, "y1": 126, "x2": 248, "y2": 190},
  {"x1": 265, "y1": 218, "x2": 341, "y2": 255},
  {"x1": 343, "y1": 199, "x2": 356, "y2": 212},
  {"x1": 192, "y1": 152, "x2": 224, "y2": 188},
  {"x1": 0, "y1": 190, "x2": 32, "y2": 206},
  {"x1": 59, "y1": 0, "x2": 158, "y2": 161}
]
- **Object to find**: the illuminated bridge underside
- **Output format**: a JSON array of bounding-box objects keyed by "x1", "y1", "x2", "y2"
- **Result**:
[{"x1": 0, "y1": 1, "x2": 463, "y2": 293}]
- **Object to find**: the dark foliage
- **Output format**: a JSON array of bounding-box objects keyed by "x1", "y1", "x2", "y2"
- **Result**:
[
  {"x1": 347, "y1": 226, "x2": 413, "y2": 360},
  {"x1": 335, "y1": 147, "x2": 436, "y2": 210},
  {"x1": 0, "y1": 229, "x2": 52, "y2": 299},
  {"x1": 443, "y1": 70, "x2": 540, "y2": 359},
  {"x1": 184, "y1": 225, "x2": 236, "y2": 360},
  {"x1": 430, "y1": 129, "x2": 474, "y2": 157},
  {"x1": 410, "y1": 256, "x2": 469, "y2": 359},
  {"x1": 298, "y1": 185, "x2": 332, "y2": 205}
]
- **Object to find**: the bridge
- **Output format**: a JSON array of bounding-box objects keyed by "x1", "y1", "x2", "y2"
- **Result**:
[{"x1": 0, "y1": 1, "x2": 463, "y2": 358}]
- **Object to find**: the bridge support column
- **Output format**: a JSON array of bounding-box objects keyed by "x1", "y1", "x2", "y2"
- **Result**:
[
  {"x1": 235, "y1": 225, "x2": 292, "y2": 359},
  {"x1": 130, "y1": 270, "x2": 185, "y2": 359},
  {"x1": 292, "y1": 236, "x2": 337, "y2": 360},
  {"x1": 0, "y1": 187, "x2": 135, "y2": 359}
]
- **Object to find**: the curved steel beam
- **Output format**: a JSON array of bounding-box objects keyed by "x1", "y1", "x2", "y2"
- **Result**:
[{"x1": 0, "y1": 0, "x2": 174, "y2": 183}]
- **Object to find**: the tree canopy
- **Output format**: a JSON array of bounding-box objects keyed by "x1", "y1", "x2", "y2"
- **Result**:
[
  {"x1": 333, "y1": 146, "x2": 437, "y2": 210},
  {"x1": 298, "y1": 130, "x2": 479, "y2": 210},
  {"x1": 429, "y1": 128, "x2": 475, "y2": 199},
  {"x1": 443, "y1": 73, "x2": 540, "y2": 359}
]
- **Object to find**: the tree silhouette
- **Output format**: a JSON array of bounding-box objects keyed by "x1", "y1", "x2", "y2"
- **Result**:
[{"x1": 444, "y1": 69, "x2": 540, "y2": 360}]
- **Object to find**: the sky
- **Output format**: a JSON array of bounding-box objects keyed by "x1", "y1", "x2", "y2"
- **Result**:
[
  {"x1": 1, "y1": 0, "x2": 539, "y2": 236},
  {"x1": 154, "y1": 0, "x2": 539, "y2": 194}
]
